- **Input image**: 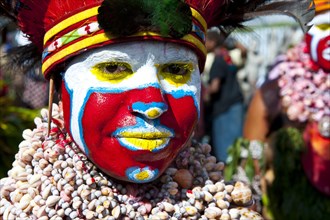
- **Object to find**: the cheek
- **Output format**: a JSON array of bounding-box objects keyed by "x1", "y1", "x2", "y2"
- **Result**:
[
  {"x1": 82, "y1": 91, "x2": 136, "y2": 138},
  {"x1": 161, "y1": 94, "x2": 198, "y2": 140},
  {"x1": 305, "y1": 34, "x2": 312, "y2": 53},
  {"x1": 316, "y1": 36, "x2": 330, "y2": 70},
  {"x1": 317, "y1": 36, "x2": 330, "y2": 55},
  {"x1": 74, "y1": 91, "x2": 138, "y2": 179}
]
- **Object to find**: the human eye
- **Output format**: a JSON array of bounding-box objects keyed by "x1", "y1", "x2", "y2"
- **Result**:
[
  {"x1": 91, "y1": 62, "x2": 133, "y2": 82},
  {"x1": 161, "y1": 63, "x2": 193, "y2": 75},
  {"x1": 158, "y1": 63, "x2": 194, "y2": 86}
]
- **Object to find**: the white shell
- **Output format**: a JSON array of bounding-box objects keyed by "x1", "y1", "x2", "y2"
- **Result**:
[
  {"x1": 19, "y1": 194, "x2": 32, "y2": 210},
  {"x1": 185, "y1": 206, "x2": 198, "y2": 216},
  {"x1": 204, "y1": 207, "x2": 222, "y2": 218},
  {"x1": 46, "y1": 195, "x2": 61, "y2": 207},
  {"x1": 231, "y1": 181, "x2": 252, "y2": 206}
]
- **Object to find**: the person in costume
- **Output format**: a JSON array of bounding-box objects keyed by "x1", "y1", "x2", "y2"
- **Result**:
[
  {"x1": 0, "y1": 0, "x2": 314, "y2": 219},
  {"x1": 241, "y1": 0, "x2": 330, "y2": 218}
]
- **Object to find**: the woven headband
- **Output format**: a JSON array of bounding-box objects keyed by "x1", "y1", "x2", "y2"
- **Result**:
[{"x1": 313, "y1": 0, "x2": 330, "y2": 13}]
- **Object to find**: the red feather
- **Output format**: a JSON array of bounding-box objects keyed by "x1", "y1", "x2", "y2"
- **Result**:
[
  {"x1": 15, "y1": 0, "x2": 102, "y2": 51},
  {"x1": 185, "y1": 0, "x2": 229, "y2": 27}
]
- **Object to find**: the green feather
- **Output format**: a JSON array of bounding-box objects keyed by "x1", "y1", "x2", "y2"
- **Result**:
[{"x1": 143, "y1": 0, "x2": 192, "y2": 37}]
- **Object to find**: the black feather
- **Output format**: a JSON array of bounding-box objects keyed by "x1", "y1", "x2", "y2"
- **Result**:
[
  {"x1": 249, "y1": 0, "x2": 315, "y2": 33},
  {"x1": 97, "y1": 0, "x2": 192, "y2": 38},
  {"x1": 97, "y1": 0, "x2": 148, "y2": 37},
  {"x1": 218, "y1": 0, "x2": 315, "y2": 36},
  {"x1": 1, "y1": 43, "x2": 41, "y2": 75},
  {"x1": 0, "y1": 0, "x2": 17, "y2": 20}
]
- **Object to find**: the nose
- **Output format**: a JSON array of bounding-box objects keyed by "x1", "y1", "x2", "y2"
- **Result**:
[{"x1": 131, "y1": 102, "x2": 168, "y2": 119}]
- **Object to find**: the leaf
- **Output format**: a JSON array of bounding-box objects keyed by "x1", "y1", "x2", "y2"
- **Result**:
[
  {"x1": 0, "y1": 93, "x2": 39, "y2": 178},
  {"x1": 244, "y1": 153, "x2": 254, "y2": 182}
]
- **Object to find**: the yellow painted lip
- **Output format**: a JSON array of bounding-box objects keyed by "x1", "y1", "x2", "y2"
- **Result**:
[
  {"x1": 117, "y1": 137, "x2": 171, "y2": 152},
  {"x1": 114, "y1": 125, "x2": 175, "y2": 152},
  {"x1": 115, "y1": 129, "x2": 174, "y2": 152},
  {"x1": 117, "y1": 131, "x2": 173, "y2": 139}
]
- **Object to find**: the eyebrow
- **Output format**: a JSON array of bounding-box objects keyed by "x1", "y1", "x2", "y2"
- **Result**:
[
  {"x1": 83, "y1": 46, "x2": 197, "y2": 67},
  {"x1": 161, "y1": 48, "x2": 197, "y2": 63},
  {"x1": 159, "y1": 56, "x2": 196, "y2": 64},
  {"x1": 86, "y1": 51, "x2": 132, "y2": 63}
]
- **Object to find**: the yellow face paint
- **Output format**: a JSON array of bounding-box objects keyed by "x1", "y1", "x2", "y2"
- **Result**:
[
  {"x1": 120, "y1": 130, "x2": 172, "y2": 139},
  {"x1": 316, "y1": 24, "x2": 330, "y2": 31},
  {"x1": 119, "y1": 130, "x2": 172, "y2": 151},
  {"x1": 135, "y1": 170, "x2": 150, "y2": 180},
  {"x1": 122, "y1": 138, "x2": 168, "y2": 151},
  {"x1": 146, "y1": 108, "x2": 161, "y2": 119},
  {"x1": 157, "y1": 63, "x2": 194, "y2": 87},
  {"x1": 91, "y1": 62, "x2": 133, "y2": 83}
]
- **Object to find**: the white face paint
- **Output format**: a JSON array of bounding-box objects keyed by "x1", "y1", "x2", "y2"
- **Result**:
[
  {"x1": 61, "y1": 41, "x2": 201, "y2": 182},
  {"x1": 307, "y1": 12, "x2": 330, "y2": 69}
]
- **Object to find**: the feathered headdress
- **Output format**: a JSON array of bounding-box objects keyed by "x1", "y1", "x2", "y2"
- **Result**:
[{"x1": 0, "y1": 0, "x2": 315, "y2": 78}]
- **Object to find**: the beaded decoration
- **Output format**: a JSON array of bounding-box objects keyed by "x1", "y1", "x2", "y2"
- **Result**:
[{"x1": 269, "y1": 42, "x2": 330, "y2": 123}]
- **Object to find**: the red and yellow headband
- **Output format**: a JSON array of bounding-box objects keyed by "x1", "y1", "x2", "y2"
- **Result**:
[
  {"x1": 314, "y1": 0, "x2": 330, "y2": 13},
  {"x1": 42, "y1": 5, "x2": 207, "y2": 78}
]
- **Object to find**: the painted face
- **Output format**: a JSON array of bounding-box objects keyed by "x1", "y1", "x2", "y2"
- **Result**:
[
  {"x1": 61, "y1": 41, "x2": 201, "y2": 183},
  {"x1": 306, "y1": 12, "x2": 330, "y2": 71}
]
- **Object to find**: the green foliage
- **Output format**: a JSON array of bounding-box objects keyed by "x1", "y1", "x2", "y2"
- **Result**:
[
  {"x1": 225, "y1": 138, "x2": 247, "y2": 181},
  {"x1": 267, "y1": 127, "x2": 330, "y2": 220},
  {"x1": 0, "y1": 95, "x2": 39, "y2": 178},
  {"x1": 225, "y1": 138, "x2": 265, "y2": 182}
]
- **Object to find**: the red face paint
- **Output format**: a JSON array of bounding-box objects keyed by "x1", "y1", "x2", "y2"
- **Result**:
[
  {"x1": 316, "y1": 35, "x2": 330, "y2": 71},
  {"x1": 306, "y1": 31, "x2": 330, "y2": 71},
  {"x1": 62, "y1": 84, "x2": 198, "y2": 182},
  {"x1": 61, "y1": 42, "x2": 201, "y2": 182}
]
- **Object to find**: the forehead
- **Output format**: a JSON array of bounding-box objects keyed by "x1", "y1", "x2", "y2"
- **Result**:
[
  {"x1": 68, "y1": 41, "x2": 198, "y2": 67},
  {"x1": 310, "y1": 12, "x2": 330, "y2": 25},
  {"x1": 308, "y1": 12, "x2": 330, "y2": 34}
]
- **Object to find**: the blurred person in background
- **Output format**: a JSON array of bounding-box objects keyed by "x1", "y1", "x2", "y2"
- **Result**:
[{"x1": 203, "y1": 29, "x2": 245, "y2": 164}]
